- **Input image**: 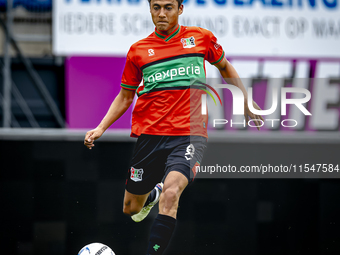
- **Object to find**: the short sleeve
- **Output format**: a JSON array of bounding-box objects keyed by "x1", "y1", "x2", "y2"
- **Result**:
[
  {"x1": 121, "y1": 48, "x2": 143, "y2": 91},
  {"x1": 205, "y1": 30, "x2": 225, "y2": 65}
]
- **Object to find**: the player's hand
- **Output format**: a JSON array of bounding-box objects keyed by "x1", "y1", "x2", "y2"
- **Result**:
[
  {"x1": 84, "y1": 128, "x2": 105, "y2": 149},
  {"x1": 244, "y1": 100, "x2": 264, "y2": 131}
]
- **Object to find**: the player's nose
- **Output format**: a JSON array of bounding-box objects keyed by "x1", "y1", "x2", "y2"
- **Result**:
[{"x1": 159, "y1": 8, "x2": 166, "y2": 17}]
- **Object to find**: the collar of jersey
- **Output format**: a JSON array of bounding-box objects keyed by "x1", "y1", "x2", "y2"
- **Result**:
[{"x1": 154, "y1": 25, "x2": 181, "y2": 42}]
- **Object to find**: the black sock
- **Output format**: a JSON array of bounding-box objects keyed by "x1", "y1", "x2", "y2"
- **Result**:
[
  {"x1": 146, "y1": 214, "x2": 176, "y2": 255},
  {"x1": 144, "y1": 188, "x2": 157, "y2": 207}
]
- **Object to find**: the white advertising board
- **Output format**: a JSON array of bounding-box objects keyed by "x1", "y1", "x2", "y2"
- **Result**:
[{"x1": 53, "y1": 0, "x2": 340, "y2": 57}]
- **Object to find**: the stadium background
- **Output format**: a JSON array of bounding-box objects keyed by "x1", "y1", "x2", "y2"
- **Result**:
[{"x1": 1, "y1": 0, "x2": 340, "y2": 254}]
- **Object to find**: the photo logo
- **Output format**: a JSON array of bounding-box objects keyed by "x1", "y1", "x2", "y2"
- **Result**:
[
  {"x1": 194, "y1": 81, "x2": 312, "y2": 128},
  {"x1": 193, "y1": 80, "x2": 223, "y2": 108}
]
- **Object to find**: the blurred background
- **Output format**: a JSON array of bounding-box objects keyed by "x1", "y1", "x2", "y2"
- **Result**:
[{"x1": 1, "y1": 0, "x2": 340, "y2": 254}]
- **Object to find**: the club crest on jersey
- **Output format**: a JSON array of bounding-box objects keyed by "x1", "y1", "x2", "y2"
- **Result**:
[
  {"x1": 181, "y1": 37, "x2": 196, "y2": 48},
  {"x1": 185, "y1": 144, "x2": 195, "y2": 160},
  {"x1": 130, "y1": 167, "x2": 144, "y2": 182}
]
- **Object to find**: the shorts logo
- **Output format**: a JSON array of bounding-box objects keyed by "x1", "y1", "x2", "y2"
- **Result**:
[
  {"x1": 148, "y1": 49, "x2": 155, "y2": 56},
  {"x1": 185, "y1": 144, "x2": 195, "y2": 160},
  {"x1": 181, "y1": 36, "x2": 195, "y2": 48},
  {"x1": 130, "y1": 167, "x2": 144, "y2": 182}
]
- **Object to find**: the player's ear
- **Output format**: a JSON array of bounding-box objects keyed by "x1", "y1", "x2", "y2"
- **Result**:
[{"x1": 178, "y1": 4, "x2": 183, "y2": 15}]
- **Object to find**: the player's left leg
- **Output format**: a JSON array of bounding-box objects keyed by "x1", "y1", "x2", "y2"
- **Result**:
[
  {"x1": 145, "y1": 135, "x2": 207, "y2": 254},
  {"x1": 146, "y1": 171, "x2": 188, "y2": 255},
  {"x1": 158, "y1": 171, "x2": 188, "y2": 218}
]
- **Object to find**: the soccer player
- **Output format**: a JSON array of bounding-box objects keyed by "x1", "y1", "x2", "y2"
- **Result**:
[{"x1": 84, "y1": 0, "x2": 264, "y2": 254}]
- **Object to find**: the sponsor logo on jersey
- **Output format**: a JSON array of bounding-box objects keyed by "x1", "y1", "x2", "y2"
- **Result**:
[
  {"x1": 130, "y1": 167, "x2": 144, "y2": 182},
  {"x1": 185, "y1": 144, "x2": 195, "y2": 160},
  {"x1": 148, "y1": 49, "x2": 155, "y2": 56},
  {"x1": 181, "y1": 36, "x2": 196, "y2": 48},
  {"x1": 147, "y1": 64, "x2": 201, "y2": 83},
  {"x1": 214, "y1": 43, "x2": 221, "y2": 50}
]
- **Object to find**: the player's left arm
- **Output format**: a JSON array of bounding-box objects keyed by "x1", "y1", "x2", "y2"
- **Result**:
[{"x1": 215, "y1": 57, "x2": 264, "y2": 130}]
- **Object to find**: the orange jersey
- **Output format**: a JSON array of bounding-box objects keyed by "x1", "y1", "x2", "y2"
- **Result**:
[{"x1": 120, "y1": 25, "x2": 225, "y2": 138}]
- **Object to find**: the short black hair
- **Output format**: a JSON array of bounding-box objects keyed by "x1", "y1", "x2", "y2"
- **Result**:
[{"x1": 148, "y1": 0, "x2": 184, "y2": 9}]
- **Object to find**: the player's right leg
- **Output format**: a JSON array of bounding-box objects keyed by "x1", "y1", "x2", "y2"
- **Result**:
[
  {"x1": 131, "y1": 182, "x2": 163, "y2": 222},
  {"x1": 123, "y1": 189, "x2": 150, "y2": 216},
  {"x1": 123, "y1": 135, "x2": 166, "y2": 218}
]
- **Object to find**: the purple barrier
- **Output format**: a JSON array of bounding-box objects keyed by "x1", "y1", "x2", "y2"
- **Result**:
[{"x1": 66, "y1": 56, "x2": 132, "y2": 129}]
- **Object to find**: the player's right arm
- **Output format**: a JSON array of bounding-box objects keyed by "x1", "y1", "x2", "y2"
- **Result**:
[{"x1": 84, "y1": 88, "x2": 135, "y2": 149}]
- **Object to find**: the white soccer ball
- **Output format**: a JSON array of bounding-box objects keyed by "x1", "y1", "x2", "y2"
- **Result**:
[{"x1": 78, "y1": 243, "x2": 115, "y2": 255}]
